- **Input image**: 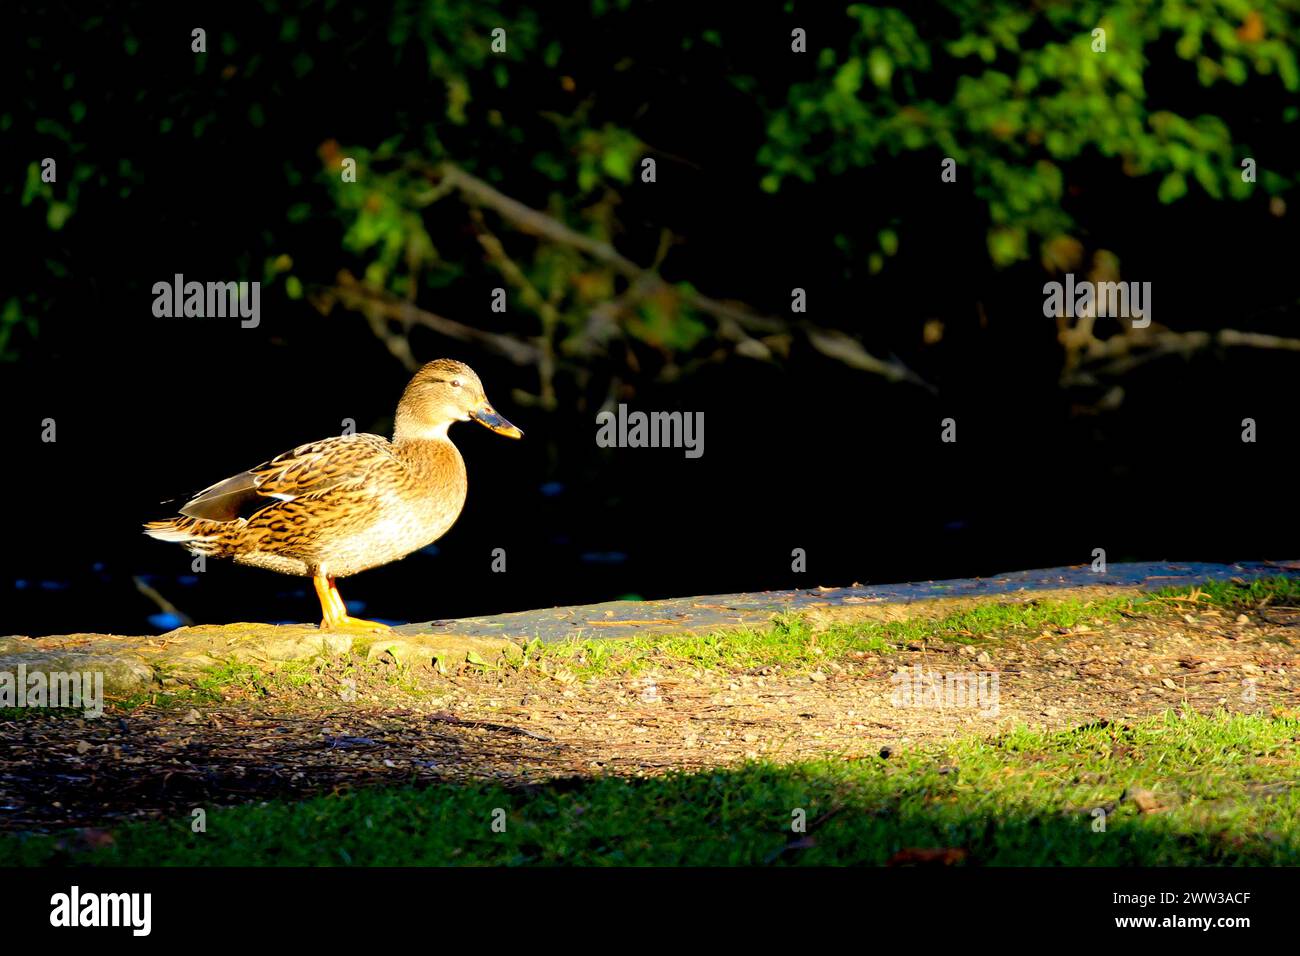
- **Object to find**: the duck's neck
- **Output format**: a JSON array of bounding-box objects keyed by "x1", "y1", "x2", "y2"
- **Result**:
[
  {"x1": 394, "y1": 422, "x2": 451, "y2": 443},
  {"x1": 392, "y1": 429, "x2": 464, "y2": 481},
  {"x1": 393, "y1": 415, "x2": 456, "y2": 465},
  {"x1": 393, "y1": 400, "x2": 457, "y2": 444}
]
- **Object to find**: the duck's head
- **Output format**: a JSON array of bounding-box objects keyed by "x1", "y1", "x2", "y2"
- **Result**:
[{"x1": 395, "y1": 359, "x2": 523, "y2": 441}]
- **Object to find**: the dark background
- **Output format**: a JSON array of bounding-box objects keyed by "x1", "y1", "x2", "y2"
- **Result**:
[{"x1": 3, "y1": 1, "x2": 1297, "y2": 635}]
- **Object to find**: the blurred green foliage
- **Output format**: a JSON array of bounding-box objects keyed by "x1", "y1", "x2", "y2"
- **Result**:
[
  {"x1": 291, "y1": 0, "x2": 1296, "y2": 400},
  {"x1": 759, "y1": 1, "x2": 1298, "y2": 265},
  {"x1": 8, "y1": 0, "x2": 1298, "y2": 381}
]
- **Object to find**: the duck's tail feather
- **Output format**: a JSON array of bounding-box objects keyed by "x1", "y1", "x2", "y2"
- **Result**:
[{"x1": 143, "y1": 517, "x2": 242, "y2": 557}]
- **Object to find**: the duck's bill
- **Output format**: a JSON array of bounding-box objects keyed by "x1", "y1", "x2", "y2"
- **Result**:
[{"x1": 469, "y1": 407, "x2": 523, "y2": 439}]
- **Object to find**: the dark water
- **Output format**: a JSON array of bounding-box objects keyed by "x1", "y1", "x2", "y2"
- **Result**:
[{"x1": 4, "y1": 335, "x2": 1297, "y2": 637}]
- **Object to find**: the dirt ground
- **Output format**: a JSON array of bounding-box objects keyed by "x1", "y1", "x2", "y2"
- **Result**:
[{"x1": 2, "y1": 600, "x2": 1297, "y2": 832}]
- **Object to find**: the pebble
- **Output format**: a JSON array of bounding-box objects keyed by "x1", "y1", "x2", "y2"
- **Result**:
[{"x1": 1123, "y1": 786, "x2": 1164, "y2": 814}]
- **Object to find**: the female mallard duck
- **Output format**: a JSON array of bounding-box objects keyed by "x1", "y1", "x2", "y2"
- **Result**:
[{"x1": 144, "y1": 359, "x2": 522, "y2": 632}]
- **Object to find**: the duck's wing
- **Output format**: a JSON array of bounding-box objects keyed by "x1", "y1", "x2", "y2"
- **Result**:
[{"x1": 179, "y1": 433, "x2": 400, "y2": 522}]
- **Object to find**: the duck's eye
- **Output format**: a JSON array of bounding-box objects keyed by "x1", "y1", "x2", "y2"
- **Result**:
[{"x1": 450, "y1": 379, "x2": 462, "y2": 388}]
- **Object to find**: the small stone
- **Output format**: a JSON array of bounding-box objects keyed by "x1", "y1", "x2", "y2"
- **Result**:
[
  {"x1": 1236, "y1": 614, "x2": 1250, "y2": 625},
  {"x1": 320, "y1": 633, "x2": 353, "y2": 655},
  {"x1": 809, "y1": 671, "x2": 826, "y2": 682},
  {"x1": 1123, "y1": 787, "x2": 1165, "y2": 814}
]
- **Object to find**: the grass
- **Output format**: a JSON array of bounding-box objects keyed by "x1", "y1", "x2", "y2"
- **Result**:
[
  {"x1": 114, "y1": 660, "x2": 312, "y2": 711},
  {"x1": 515, "y1": 576, "x2": 1299, "y2": 681},
  {"x1": 4, "y1": 576, "x2": 1295, "y2": 865},
  {"x1": 515, "y1": 615, "x2": 890, "y2": 680},
  {"x1": 515, "y1": 592, "x2": 1139, "y2": 681},
  {"x1": 5, "y1": 709, "x2": 1297, "y2": 866},
  {"x1": 15, "y1": 576, "x2": 1300, "y2": 711},
  {"x1": 0, "y1": 707, "x2": 84, "y2": 721},
  {"x1": 1162, "y1": 575, "x2": 1300, "y2": 609},
  {"x1": 528, "y1": 600, "x2": 1113, "y2": 678},
  {"x1": 109, "y1": 589, "x2": 1149, "y2": 699},
  {"x1": 117, "y1": 655, "x2": 401, "y2": 710}
]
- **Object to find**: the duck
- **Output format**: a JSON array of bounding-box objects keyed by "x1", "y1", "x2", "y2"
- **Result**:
[{"x1": 144, "y1": 359, "x2": 522, "y2": 632}]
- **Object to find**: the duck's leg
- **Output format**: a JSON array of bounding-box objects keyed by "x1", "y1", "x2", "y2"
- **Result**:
[{"x1": 312, "y1": 572, "x2": 389, "y2": 633}]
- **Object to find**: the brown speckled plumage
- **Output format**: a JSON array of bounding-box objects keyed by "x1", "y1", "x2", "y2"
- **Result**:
[{"x1": 145, "y1": 359, "x2": 522, "y2": 630}]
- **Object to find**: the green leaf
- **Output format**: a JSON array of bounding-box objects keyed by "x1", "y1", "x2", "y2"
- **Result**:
[
  {"x1": 833, "y1": 58, "x2": 863, "y2": 95},
  {"x1": 867, "y1": 48, "x2": 893, "y2": 89},
  {"x1": 878, "y1": 228, "x2": 899, "y2": 256},
  {"x1": 1157, "y1": 171, "x2": 1186, "y2": 204},
  {"x1": 46, "y1": 201, "x2": 72, "y2": 230}
]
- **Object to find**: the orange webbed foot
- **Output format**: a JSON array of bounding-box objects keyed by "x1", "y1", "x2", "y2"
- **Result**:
[
  {"x1": 320, "y1": 615, "x2": 391, "y2": 634},
  {"x1": 313, "y1": 573, "x2": 392, "y2": 634}
]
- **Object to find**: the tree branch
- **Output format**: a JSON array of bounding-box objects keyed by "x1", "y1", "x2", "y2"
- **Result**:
[
  {"x1": 1061, "y1": 327, "x2": 1300, "y2": 386},
  {"x1": 315, "y1": 273, "x2": 541, "y2": 367},
  {"x1": 420, "y1": 160, "x2": 932, "y2": 389}
]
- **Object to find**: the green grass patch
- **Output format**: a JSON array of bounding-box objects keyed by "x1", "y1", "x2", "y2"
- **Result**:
[
  {"x1": 514, "y1": 576, "x2": 1298, "y2": 681},
  {"x1": 518, "y1": 615, "x2": 891, "y2": 680},
  {"x1": 115, "y1": 659, "x2": 323, "y2": 711},
  {"x1": 0, "y1": 706, "x2": 85, "y2": 721},
  {"x1": 1160, "y1": 575, "x2": 1300, "y2": 610},
  {"x1": 5, "y1": 710, "x2": 1296, "y2": 866},
  {"x1": 520, "y1": 594, "x2": 1138, "y2": 680},
  {"x1": 82, "y1": 576, "x2": 1300, "y2": 709}
]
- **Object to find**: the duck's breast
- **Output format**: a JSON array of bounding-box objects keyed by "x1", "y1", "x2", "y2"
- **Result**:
[{"x1": 329, "y1": 438, "x2": 468, "y2": 575}]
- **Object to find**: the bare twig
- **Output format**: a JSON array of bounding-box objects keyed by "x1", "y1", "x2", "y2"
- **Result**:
[
  {"x1": 133, "y1": 576, "x2": 194, "y2": 628},
  {"x1": 1061, "y1": 327, "x2": 1300, "y2": 387},
  {"x1": 418, "y1": 161, "x2": 932, "y2": 388},
  {"x1": 467, "y1": 208, "x2": 558, "y2": 407},
  {"x1": 316, "y1": 273, "x2": 541, "y2": 367},
  {"x1": 1217, "y1": 329, "x2": 1300, "y2": 352},
  {"x1": 430, "y1": 162, "x2": 645, "y2": 278}
]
